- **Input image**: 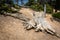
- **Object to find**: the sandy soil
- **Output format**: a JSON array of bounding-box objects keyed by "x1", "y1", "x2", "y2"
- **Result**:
[{"x1": 0, "y1": 8, "x2": 60, "y2": 40}]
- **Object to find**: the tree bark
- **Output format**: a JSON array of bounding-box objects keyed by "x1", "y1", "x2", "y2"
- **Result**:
[{"x1": 43, "y1": 4, "x2": 46, "y2": 17}]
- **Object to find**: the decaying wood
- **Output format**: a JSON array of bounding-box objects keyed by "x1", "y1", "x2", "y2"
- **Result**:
[
  {"x1": 3, "y1": 12, "x2": 30, "y2": 22},
  {"x1": 3, "y1": 11, "x2": 60, "y2": 38},
  {"x1": 26, "y1": 11, "x2": 60, "y2": 38}
]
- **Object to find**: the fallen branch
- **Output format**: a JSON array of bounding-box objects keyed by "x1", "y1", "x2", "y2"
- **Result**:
[{"x1": 3, "y1": 12, "x2": 30, "y2": 22}]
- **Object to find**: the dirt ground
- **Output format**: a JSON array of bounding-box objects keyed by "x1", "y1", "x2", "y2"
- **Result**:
[{"x1": 0, "y1": 8, "x2": 60, "y2": 40}]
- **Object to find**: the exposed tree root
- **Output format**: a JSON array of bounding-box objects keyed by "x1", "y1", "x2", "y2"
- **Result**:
[
  {"x1": 3, "y1": 12, "x2": 60, "y2": 38},
  {"x1": 3, "y1": 12, "x2": 30, "y2": 22},
  {"x1": 26, "y1": 11, "x2": 60, "y2": 38}
]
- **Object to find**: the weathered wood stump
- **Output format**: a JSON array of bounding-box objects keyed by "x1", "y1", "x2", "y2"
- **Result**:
[{"x1": 3, "y1": 11, "x2": 60, "y2": 38}]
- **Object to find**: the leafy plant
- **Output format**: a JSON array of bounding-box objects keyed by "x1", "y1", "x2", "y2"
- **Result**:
[
  {"x1": 0, "y1": 0, "x2": 20, "y2": 14},
  {"x1": 52, "y1": 12, "x2": 60, "y2": 19},
  {"x1": 30, "y1": 4, "x2": 43, "y2": 11},
  {"x1": 46, "y1": 4, "x2": 53, "y2": 13}
]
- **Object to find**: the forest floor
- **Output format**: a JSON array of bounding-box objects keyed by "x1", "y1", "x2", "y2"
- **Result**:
[{"x1": 0, "y1": 8, "x2": 60, "y2": 40}]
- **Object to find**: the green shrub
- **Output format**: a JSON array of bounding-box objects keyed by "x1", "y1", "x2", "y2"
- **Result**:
[
  {"x1": 13, "y1": 4, "x2": 21, "y2": 9},
  {"x1": 52, "y1": 12, "x2": 60, "y2": 19},
  {"x1": 30, "y1": 4, "x2": 43, "y2": 11},
  {"x1": 0, "y1": 4, "x2": 19, "y2": 14},
  {"x1": 29, "y1": 4, "x2": 52, "y2": 13},
  {"x1": 0, "y1": 0, "x2": 20, "y2": 14},
  {"x1": 46, "y1": 4, "x2": 53, "y2": 13}
]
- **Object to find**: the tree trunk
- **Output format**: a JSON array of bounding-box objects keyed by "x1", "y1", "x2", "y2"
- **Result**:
[{"x1": 43, "y1": 4, "x2": 46, "y2": 17}]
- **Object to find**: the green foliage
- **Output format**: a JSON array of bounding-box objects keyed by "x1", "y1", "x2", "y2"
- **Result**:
[
  {"x1": 0, "y1": 0, "x2": 20, "y2": 14},
  {"x1": 27, "y1": 0, "x2": 35, "y2": 6},
  {"x1": 30, "y1": 4, "x2": 43, "y2": 11},
  {"x1": 29, "y1": 4, "x2": 53, "y2": 12},
  {"x1": 25, "y1": 0, "x2": 43, "y2": 11},
  {"x1": 52, "y1": 12, "x2": 60, "y2": 19},
  {"x1": 25, "y1": 0, "x2": 37, "y2": 6},
  {"x1": 13, "y1": 4, "x2": 21, "y2": 9},
  {"x1": 46, "y1": 4, "x2": 53, "y2": 13},
  {"x1": 26, "y1": 0, "x2": 52, "y2": 12},
  {"x1": 0, "y1": 4, "x2": 8, "y2": 13}
]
